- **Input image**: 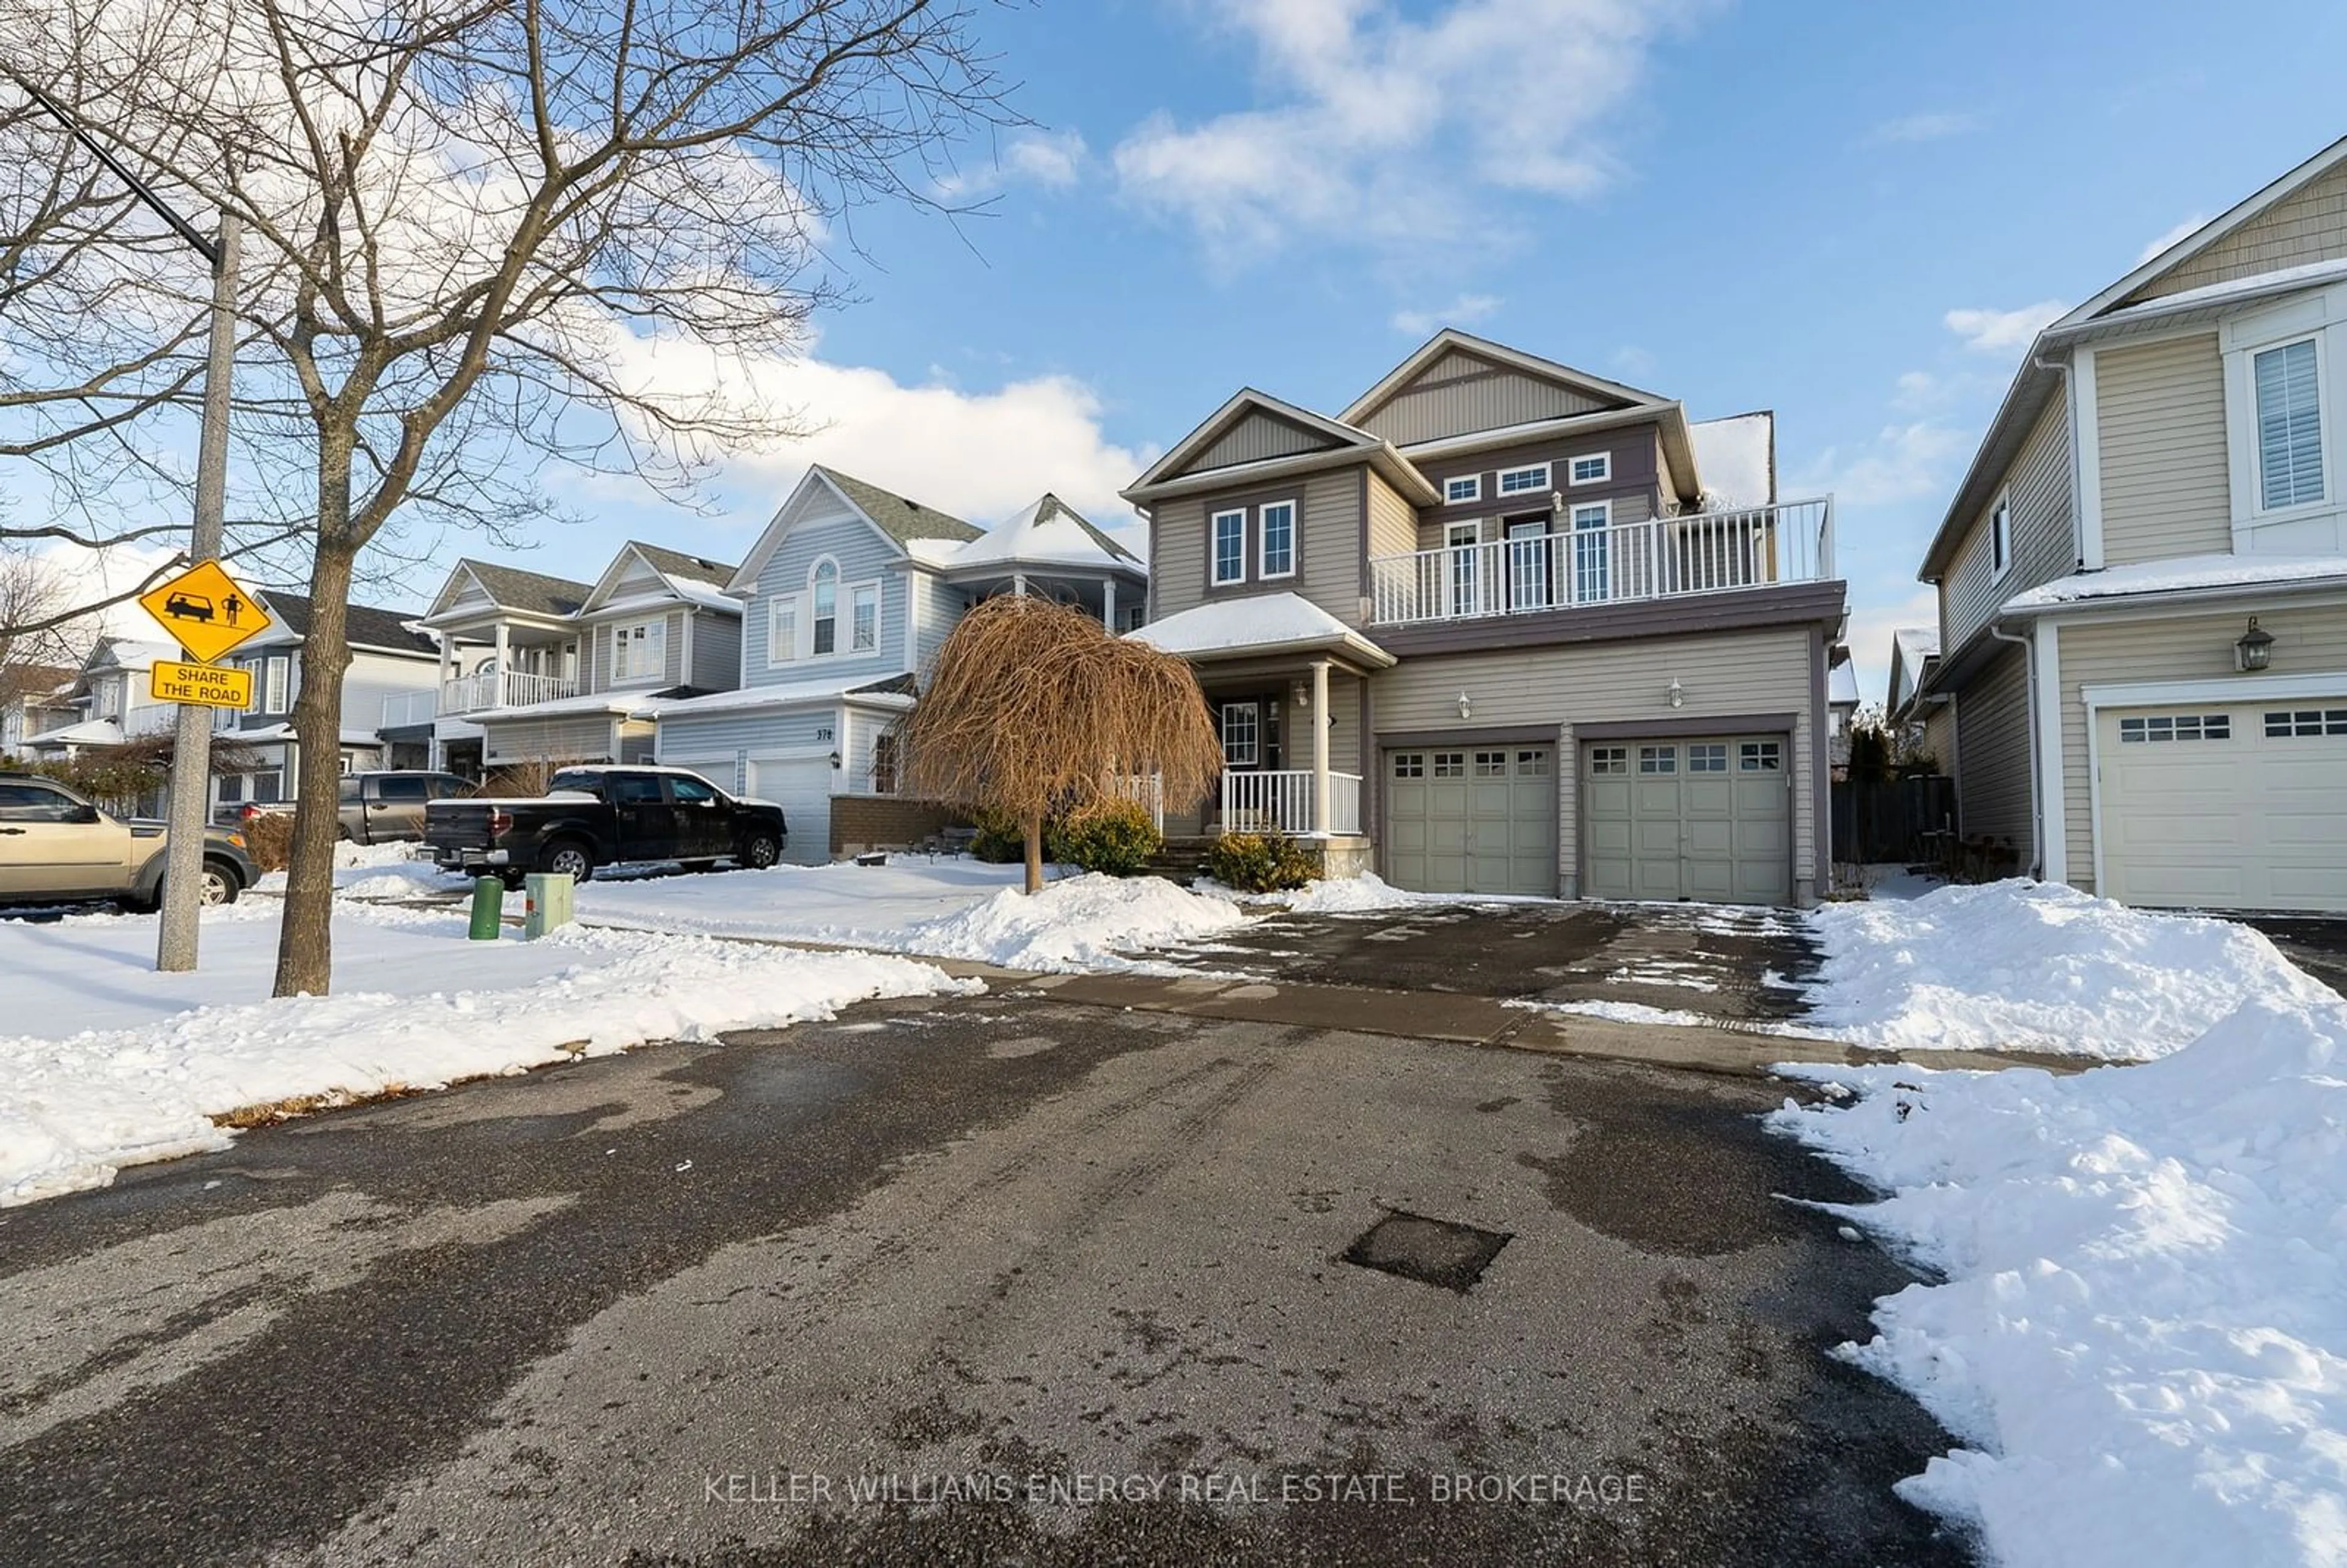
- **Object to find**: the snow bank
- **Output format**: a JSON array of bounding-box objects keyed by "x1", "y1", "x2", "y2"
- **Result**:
[
  {"x1": 1769, "y1": 997, "x2": 2347, "y2": 1568},
  {"x1": 0, "y1": 911, "x2": 969, "y2": 1206},
  {"x1": 1803, "y1": 880, "x2": 2335, "y2": 1058},
  {"x1": 252, "y1": 840, "x2": 460, "y2": 898},
  {"x1": 900, "y1": 872, "x2": 1247, "y2": 970}
]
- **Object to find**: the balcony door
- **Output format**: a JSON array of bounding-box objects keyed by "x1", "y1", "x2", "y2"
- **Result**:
[
  {"x1": 1504, "y1": 516, "x2": 1552, "y2": 612},
  {"x1": 1445, "y1": 522, "x2": 1483, "y2": 617}
]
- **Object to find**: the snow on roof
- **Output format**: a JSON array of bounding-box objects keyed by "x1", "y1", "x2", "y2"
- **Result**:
[
  {"x1": 2003, "y1": 553, "x2": 2347, "y2": 612},
  {"x1": 1828, "y1": 661, "x2": 1860, "y2": 707},
  {"x1": 947, "y1": 494, "x2": 1144, "y2": 574},
  {"x1": 20, "y1": 717, "x2": 125, "y2": 749},
  {"x1": 1128, "y1": 592, "x2": 1392, "y2": 665},
  {"x1": 2090, "y1": 255, "x2": 2347, "y2": 324},
  {"x1": 1893, "y1": 625, "x2": 1941, "y2": 662},
  {"x1": 1687, "y1": 411, "x2": 1774, "y2": 507},
  {"x1": 469, "y1": 690, "x2": 667, "y2": 722},
  {"x1": 653, "y1": 676, "x2": 913, "y2": 718}
]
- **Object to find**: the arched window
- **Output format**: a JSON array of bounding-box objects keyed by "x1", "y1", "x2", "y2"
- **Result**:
[{"x1": 811, "y1": 559, "x2": 839, "y2": 656}]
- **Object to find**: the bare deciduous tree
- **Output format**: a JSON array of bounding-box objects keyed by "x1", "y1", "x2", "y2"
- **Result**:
[
  {"x1": 0, "y1": 0, "x2": 1012, "y2": 992},
  {"x1": 0, "y1": 539, "x2": 96, "y2": 670},
  {"x1": 900, "y1": 596, "x2": 1222, "y2": 894}
]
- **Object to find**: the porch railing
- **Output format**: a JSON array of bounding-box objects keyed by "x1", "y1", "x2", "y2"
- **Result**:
[
  {"x1": 380, "y1": 689, "x2": 437, "y2": 728},
  {"x1": 1219, "y1": 769, "x2": 1362, "y2": 837},
  {"x1": 440, "y1": 668, "x2": 578, "y2": 715},
  {"x1": 1367, "y1": 496, "x2": 1834, "y2": 626},
  {"x1": 1112, "y1": 772, "x2": 1166, "y2": 833}
]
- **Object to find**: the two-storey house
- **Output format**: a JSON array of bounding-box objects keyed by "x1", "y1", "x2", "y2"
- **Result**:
[
  {"x1": 1917, "y1": 137, "x2": 2347, "y2": 914},
  {"x1": 2, "y1": 663, "x2": 83, "y2": 758},
  {"x1": 1124, "y1": 329, "x2": 1846, "y2": 906},
  {"x1": 210, "y1": 592, "x2": 441, "y2": 815},
  {"x1": 408, "y1": 543, "x2": 740, "y2": 779},
  {"x1": 18, "y1": 639, "x2": 181, "y2": 771},
  {"x1": 654, "y1": 466, "x2": 1146, "y2": 862}
]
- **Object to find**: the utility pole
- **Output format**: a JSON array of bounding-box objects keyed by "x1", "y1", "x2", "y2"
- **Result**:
[
  {"x1": 155, "y1": 211, "x2": 240, "y2": 971},
  {"x1": 7, "y1": 73, "x2": 240, "y2": 970}
]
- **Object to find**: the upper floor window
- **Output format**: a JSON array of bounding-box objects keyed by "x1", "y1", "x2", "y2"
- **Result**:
[
  {"x1": 1497, "y1": 463, "x2": 1550, "y2": 496},
  {"x1": 247, "y1": 654, "x2": 290, "y2": 714},
  {"x1": 2254, "y1": 337, "x2": 2326, "y2": 511},
  {"x1": 1444, "y1": 475, "x2": 1481, "y2": 504},
  {"x1": 768, "y1": 597, "x2": 798, "y2": 665},
  {"x1": 1260, "y1": 499, "x2": 1296, "y2": 579},
  {"x1": 811, "y1": 560, "x2": 839, "y2": 654},
  {"x1": 1989, "y1": 495, "x2": 2011, "y2": 582},
  {"x1": 851, "y1": 583, "x2": 880, "y2": 652},
  {"x1": 1211, "y1": 510, "x2": 1245, "y2": 585},
  {"x1": 1568, "y1": 453, "x2": 1610, "y2": 486},
  {"x1": 611, "y1": 619, "x2": 666, "y2": 682}
]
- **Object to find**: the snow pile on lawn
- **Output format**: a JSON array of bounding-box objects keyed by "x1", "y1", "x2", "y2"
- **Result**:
[
  {"x1": 902, "y1": 871, "x2": 1247, "y2": 970},
  {"x1": 1769, "y1": 997, "x2": 2347, "y2": 1568},
  {"x1": 1802, "y1": 880, "x2": 2335, "y2": 1058},
  {"x1": 252, "y1": 840, "x2": 460, "y2": 899},
  {"x1": 1196, "y1": 873, "x2": 1427, "y2": 914},
  {"x1": 0, "y1": 906, "x2": 969, "y2": 1206}
]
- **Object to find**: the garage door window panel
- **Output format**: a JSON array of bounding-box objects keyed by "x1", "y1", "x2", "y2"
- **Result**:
[
  {"x1": 2265, "y1": 709, "x2": 2347, "y2": 738},
  {"x1": 1392, "y1": 753, "x2": 1424, "y2": 778},
  {"x1": 1639, "y1": 746, "x2": 1677, "y2": 774},
  {"x1": 1588, "y1": 746, "x2": 1626, "y2": 776},
  {"x1": 2117, "y1": 714, "x2": 2231, "y2": 743},
  {"x1": 1689, "y1": 744, "x2": 1727, "y2": 772},
  {"x1": 1739, "y1": 741, "x2": 1782, "y2": 771}
]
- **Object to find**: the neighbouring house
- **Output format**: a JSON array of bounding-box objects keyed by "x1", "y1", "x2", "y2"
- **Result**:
[
  {"x1": 1123, "y1": 329, "x2": 1846, "y2": 906},
  {"x1": 208, "y1": 591, "x2": 441, "y2": 816},
  {"x1": 410, "y1": 543, "x2": 738, "y2": 779},
  {"x1": 0, "y1": 663, "x2": 78, "y2": 757},
  {"x1": 1827, "y1": 651, "x2": 1861, "y2": 775},
  {"x1": 653, "y1": 467, "x2": 1146, "y2": 862},
  {"x1": 18, "y1": 637, "x2": 184, "y2": 785},
  {"x1": 1885, "y1": 626, "x2": 1946, "y2": 766},
  {"x1": 1915, "y1": 136, "x2": 2347, "y2": 914}
]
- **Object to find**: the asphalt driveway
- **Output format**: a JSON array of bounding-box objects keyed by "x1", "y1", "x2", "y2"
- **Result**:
[
  {"x1": 0, "y1": 980, "x2": 1964, "y2": 1568},
  {"x1": 1158, "y1": 899, "x2": 1822, "y2": 1026}
]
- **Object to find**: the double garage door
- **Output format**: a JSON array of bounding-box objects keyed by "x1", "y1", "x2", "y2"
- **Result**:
[
  {"x1": 2098, "y1": 700, "x2": 2347, "y2": 912},
  {"x1": 1382, "y1": 735, "x2": 1794, "y2": 904},
  {"x1": 1581, "y1": 736, "x2": 1793, "y2": 905}
]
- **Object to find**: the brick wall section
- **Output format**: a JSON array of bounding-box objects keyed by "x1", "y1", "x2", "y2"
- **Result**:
[{"x1": 830, "y1": 794, "x2": 966, "y2": 855}]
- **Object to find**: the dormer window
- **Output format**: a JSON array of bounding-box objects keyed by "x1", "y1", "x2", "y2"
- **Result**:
[{"x1": 1497, "y1": 463, "x2": 1550, "y2": 496}]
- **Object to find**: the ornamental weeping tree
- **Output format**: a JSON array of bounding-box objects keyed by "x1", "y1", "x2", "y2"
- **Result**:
[
  {"x1": 0, "y1": 0, "x2": 1010, "y2": 995},
  {"x1": 900, "y1": 595, "x2": 1222, "y2": 894}
]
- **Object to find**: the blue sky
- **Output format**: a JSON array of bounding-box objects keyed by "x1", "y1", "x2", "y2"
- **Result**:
[{"x1": 44, "y1": 0, "x2": 2347, "y2": 700}]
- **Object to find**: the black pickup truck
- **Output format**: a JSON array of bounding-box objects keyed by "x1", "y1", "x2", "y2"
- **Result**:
[{"x1": 425, "y1": 766, "x2": 787, "y2": 887}]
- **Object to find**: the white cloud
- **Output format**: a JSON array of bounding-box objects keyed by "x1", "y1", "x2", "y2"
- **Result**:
[
  {"x1": 938, "y1": 129, "x2": 1089, "y2": 197},
  {"x1": 609, "y1": 331, "x2": 1151, "y2": 533},
  {"x1": 1788, "y1": 422, "x2": 1972, "y2": 508},
  {"x1": 1942, "y1": 300, "x2": 2066, "y2": 354},
  {"x1": 2135, "y1": 213, "x2": 2208, "y2": 265},
  {"x1": 1112, "y1": 0, "x2": 1700, "y2": 258},
  {"x1": 1864, "y1": 111, "x2": 1979, "y2": 145},
  {"x1": 1891, "y1": 370, "x2": 1940, "y2": 411},
  {"x1": 1390, "y1": 293, "x2": 1502, "y2": 336}
]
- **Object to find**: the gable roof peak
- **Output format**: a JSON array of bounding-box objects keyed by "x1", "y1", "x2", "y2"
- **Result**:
[{"x1": 1340, "y1": 329, "x2": 1670, "y2": 428}]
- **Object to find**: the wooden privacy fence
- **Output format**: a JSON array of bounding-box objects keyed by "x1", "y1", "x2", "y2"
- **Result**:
[{"x1": 1832, "y1": 774, "x2": 1957, "y2": 865}]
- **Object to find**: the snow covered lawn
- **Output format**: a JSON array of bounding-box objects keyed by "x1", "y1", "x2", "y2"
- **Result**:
[
  {"x1": 1801, "y1": 880, "x2": 2338, "y2": 1059},
  {"x1": 572, "y1": 860, "x2": 1254, "y2": 972},
  {"x1": 0, "y1": 899, "x2": 969, "y2": 1206},
  {"x1": 1770, "y1": 995, "x2": 2347, "y2": 1568}
]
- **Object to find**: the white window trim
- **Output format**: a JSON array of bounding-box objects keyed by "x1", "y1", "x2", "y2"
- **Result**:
[
  {"x1": 1497, "y1": 462, "x2": 1551, "y2": 496},
  {"x1": 807, "y1": 556, "x2": 843, "y2": 658},
  {"x1": 1258, "y1": 497, "x2": 1298, "y2": 581},
  {"x1": 1988, "y1": 491, "x2": 2013, "y2": 584},
  {"x1": 609, "y1": 617, "x2": 669, "y2": 686},
  {"x1": 1210, "y1": 509, "x2": 1247, "y2": 585},
  {"x1": 1219, "y1": 701, "x2": 1258, "y2": 766},
  {"x1": 848, "y1": 581, "x2": 881, "y2": 653},
  {"x1": 1446, "y1": 520, "x2": 1483, "y2": 547},
  {"x1": 766, "y1": 593, "x2": 802, "y2": 667},
  {"x1": 2219, "y1": 290, "x2": 2345, "y2": 543},
  {"x1": 1567, "y1": 452, "x2": 1611, "y2": 486},
  {"x1": 1568, "y1": 499, "x2": 1611, "y2": 530},
  {"x1": 2247, "y1": 332, "x2": 2330, "y2": 517},
  {"x1": 1443, "y1": 474, "x2": 1482, "y2": 504}
]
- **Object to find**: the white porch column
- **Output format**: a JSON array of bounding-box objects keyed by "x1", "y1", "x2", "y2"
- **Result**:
[
  {"x1": 1012, "y1": 571, "x2": 1027, "y2": 598},
  {"x1": 1102, "y1": 577, "x2": 1117, "y2": 631},
  {"x1": 492, "y1": 623, "x2": 510, "y2": 706},
  {"x1": 1310, "y1": 659, "x2": 1331, "y2": 837}
]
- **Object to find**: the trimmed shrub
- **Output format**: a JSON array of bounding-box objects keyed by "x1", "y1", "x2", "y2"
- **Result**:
[
  {"x1": 969, "y1": 809, "x2": 1025, "y2": 864},
  {"x1": 240, "y1": 811, "x2": 296, "y2": 872},
  {"x1": 1204, "y1": 831, "x2": 1317, "y2": 893},
  {"x1": 1045, "y1": 799, "x2": 1162, "y2": 877}
]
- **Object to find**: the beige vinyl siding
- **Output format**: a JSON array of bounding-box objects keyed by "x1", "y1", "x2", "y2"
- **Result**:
[
  {"x1": 482, "y1": 713, "x2": 617, "y2": 764},
  {"x1": 1944, "y1": 398, "x2": 2076, "y2": 654},
  {"x1": 2095, "y1": 334, "x2": 2231, "y2": 565},
  {"x1": 1921, "y1": 704, "x2": 1957, "y2": 774},
  {"x1": 1953, "y1": 644, "x2": 2031, "y2": 851},
  {"x1": 1148, "y1": 466, "x2": 1367, "y2": 626},
  {"x1": 2130, "y1": 161, "x2": 2347, "y2": 302},
  {"x1": 1365, "y1": 472, "x2": 1417, "y2": 559},
  {"x1": 2055, "y1": 603, "x2": 2347, "y2": 891},
  {"x1": 689, "y1": 609, "x2": 743, "y2": 690},
  {"x1": 1187, "y1": 411, "x2": 1343, "y2": 474},
  {"x1": 1356, "y1": 350, "x2": 1613, "y2": 447},
  {"x1": 586, "y1": 609, "x2": 685, "y2": 692},
  {"x1": 1371, "y1": 626, "x2": 1817, "y2": 890}
]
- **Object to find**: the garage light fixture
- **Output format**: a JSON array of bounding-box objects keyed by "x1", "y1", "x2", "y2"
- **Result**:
[
  {"x1": 2235, "y1": 617, "x2": 2274, "y2": 673},
  {"x1": 828, "y1": 750, "x2": 842, "y2": 769},
  {"x1": 1456, "y1": 691, "x2": 1472, "y2": 720},
  {"x1": 1667, "y1": 678, "x2": 1685, "y2": 709}
]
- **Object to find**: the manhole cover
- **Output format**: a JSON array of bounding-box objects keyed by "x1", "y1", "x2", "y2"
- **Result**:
[{"x1": 1342, "y1": 1210, "x2": 1512, "y2": 1293}]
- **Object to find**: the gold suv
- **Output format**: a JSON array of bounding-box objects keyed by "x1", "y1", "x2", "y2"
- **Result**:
[{"x1": 0, "y1": 772, "x2": 259, "y2": 910}]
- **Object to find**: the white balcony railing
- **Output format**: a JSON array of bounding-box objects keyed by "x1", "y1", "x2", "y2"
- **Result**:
[
  {"x1": 439, "y1": 668, "x2": 578, "y2": 715},
  {"x1": 1219, "y1": 770, "x2": 1362, "y2": 837},
  {"x1": 380, "y1": 689, "x2": 438, "y2": 728},
  {"x1": 1367, "y1": 496, "x2": 1834, "y2": 627}
]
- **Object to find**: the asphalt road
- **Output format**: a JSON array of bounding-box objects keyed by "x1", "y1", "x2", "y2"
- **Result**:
[{"x1": 0, "y1": 990, "x2": 1968, "y2": 1567}]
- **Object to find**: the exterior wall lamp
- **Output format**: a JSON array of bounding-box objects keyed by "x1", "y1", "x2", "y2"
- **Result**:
[
  {"x1": 1457, "y1": 691, "x2": 1472, "y2": 720},
  {"x1": 828, "y1": 750, "x2": 842, "y2": 769},
  {"x1": 1668, "y1": 678, "x2": 1685, "y2": 709},
  {"x1": 2235, "y1": 617, "x2": 2275, "y2": 672},
  {"x1": 1292, "y1": 679, "x2": 1310, "y2": 709}
]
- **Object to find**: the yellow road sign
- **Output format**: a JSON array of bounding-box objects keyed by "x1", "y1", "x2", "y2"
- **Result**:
[
  {"x1": 150, "y1": 659, "x2": 254, "y2": 710},
  {"x1": 139, "y1": 559, "x2": 271, "y2": 663}
]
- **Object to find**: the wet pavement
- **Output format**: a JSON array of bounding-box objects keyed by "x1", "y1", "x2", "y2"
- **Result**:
[
  {"x1": 1157, "y1": 900, "x2": 1823, "y2": 1026},
  {"x1": 0, "y1": 989, "x2": 1969, "y2": 1568},
  {"x1": 2242, "y1": 915, "x2": 2347, "y2": 999}
]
